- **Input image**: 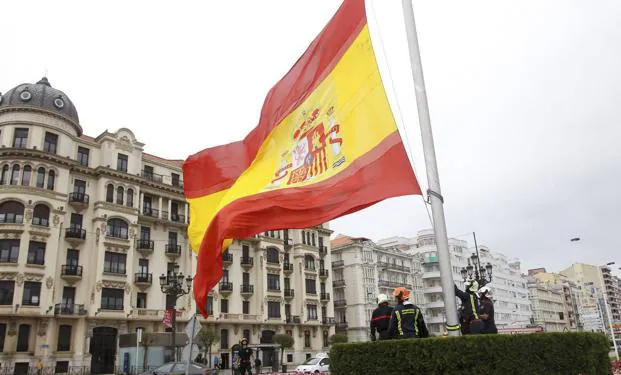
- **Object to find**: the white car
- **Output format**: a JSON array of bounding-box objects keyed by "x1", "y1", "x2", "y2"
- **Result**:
[{"x1": 295, "y1": 353, "x2": 330, "y2": 373}]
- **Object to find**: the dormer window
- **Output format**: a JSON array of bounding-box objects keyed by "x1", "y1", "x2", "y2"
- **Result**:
[{"x1": 117, "y1": 154, "x2": 128, "y2": 172}]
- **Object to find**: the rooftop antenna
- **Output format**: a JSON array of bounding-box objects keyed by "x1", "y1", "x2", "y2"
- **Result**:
[{"x1": 44, "y1": 68, "x2": 48, "y2": 77}]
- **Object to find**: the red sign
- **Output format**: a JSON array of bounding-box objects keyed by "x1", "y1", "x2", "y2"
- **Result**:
[{"x1": 162, "y1": 309, "x2": 173, "y2": 328}]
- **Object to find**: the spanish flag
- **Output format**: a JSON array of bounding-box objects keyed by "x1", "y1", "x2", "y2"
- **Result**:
[{"x1": 184, "y1": 0, "x2": 422, "y2": 317}]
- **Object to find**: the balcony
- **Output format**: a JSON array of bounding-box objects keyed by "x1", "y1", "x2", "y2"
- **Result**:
[
  {"x1": 283, "y1": 262, "x2": 293, "y2": 274},
  {"x1": 332, "y1": 260, "x2": 344, "y2": 268},
  {"x1": 135, "y1": 273, "x2": 153, "y2": 286},
  {"x1": 68, "y1": 192, "x2": 89, "y2": 210},
  {"x1": 222, "y1": 252, "x2": 233, "y2": 266},
  {"x1": 322, "y1": 317, "x2": 336, "y2": 325},
  {"x1": 241, "y1": 284, "x2": 254, "y2": 296},
  {"x1": 54, "y1": 304, "x2": 86, "y2": 316},
  {"x1": 170, "y1": 213, "x2": 186, "y2": 224},
  {"x1": 267, "y1": 286, "x2": 281, "y2": 293},
  {"x1": 165, "y1": 244, "x2": 182, "y2": 258},
  {"x1": 422, "y1": 271, "x2": 441, "y2": 279},
  {"x1": 286, "y1": 315, "x2": 301, "y2": 324},
  {"x1": 141, "y1": 207, "x2": 160, "y2": 219},
  {"x1": 65, "y1": 227, "x2": 86, "y2": 244},
  {"x1": 284, "y1": 288, "x2": 295, "y2": 299},
  {"x1": 141, "y1": 171, "x2": 163, "y2": 183},
  {"x1": 333, "y1": 279, "x2": 346, "y2": 288},
  {"x1": 60, "y1": 265, "x2": 83, "y2": 282},
  {"x1": 378, "y1": 280, "x2": 406, "y2": 289},
  {"x1": 319, "y1": 246, "x2": 328, "y2": 257},
  {"x1": 320, "y1": 292, "x2": 331, "y2": 302},
  {"x1": 219, "y1": 281, "x2": 233, "y2": 294},
  {"x1": 336, "y1": 322, "x2": 348, "y2": 330},
  {"x1": 304, "y1": 265, "x2": 317, "y2": 273},
  {"x1": 241, "y1": 256, "x2": 254, "y2": 268},
  {"x1": 319, "y1": 269, "x2": 329, "y2": 279},
  {"x1": 136, "y1": 239, "x2": 154, "y2": 254},
  {"x1": 334, "y1": 299, "x2": 347, "y2": 307}
]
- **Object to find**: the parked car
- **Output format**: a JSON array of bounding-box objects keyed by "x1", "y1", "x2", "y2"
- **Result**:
[
  {"x1": 295, "y1": 353, "x2": 330, "y2": 373},
  {"x1": 139, "y1": 362, "x2": 215, "y2": 375}
]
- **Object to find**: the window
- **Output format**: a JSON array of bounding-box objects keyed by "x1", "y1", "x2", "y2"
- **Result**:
[
  {"x1": 16, "y1": 324, "x2": 30, "y2": 352},
  {"x1": 304, "y1": 255, "x2": 315, "y2": 270},
  {"x1": 302, "y1": 231, "x2": 306, "y2": 245},
  {"x1": 104, "y1": 252, "x2": 127, "y2": 274},
  {"x1": 319, "y1": 236, "x2": 324, "y2": 250},
  {"x1": 304, "y1": 330, "x2": 311, "y2": 348},
  {"x1": 0, "y1": 240, "x2": 19, "y2": 263},
  {"x1": 13, "y1": 128, "x2": 28, "y2": 148},
  {"x1": 70, "y1": 213, "x2": 83, "y2": 231},
  {"x1": 32, "y1": 204, "x2": 50, "y2": 226},
  {"x1": 221, "y1": 299, "x2": 228, "y2": 313},
  {"x1": 77, "y1": 147, "x2": 89, "y2": 166},
  {"x1": 307, "y1": 304, "x2": 318, "y2": 320},
  {"x1": 287, "y1": 354, "x2": 293, "y2": 363},
  {"x1": 117, "y1": 153, "x2": 128, "y2": 172},
  {"x1": 73, "y1": 179, "x2": 86, "y2": 195},
  {"x1": 305, "y1": 279, "x2": 316, "y2": 294},
  {"x1": 266, "y1": 247, "x2": 279, "y2": 264},
  {"x1": 27, "y1": 241, "x2": 45, "y2": 265},
  {"x1": 116, "y1": 186, "x2": 124, "y2": 205},
  {"x1": 22, "y1": 281, "x2": 41, "y2": 306},
  {"x1": 57, "y1": 325, "x2": 71, "y2": 351},
  {"x1": 21, "y1": 165, "x2": 31, "y2": 186},
  {"x1": 0, "y1": 165, "x2": 8, "y2": 185},
  {"x1": 267, "y1": 274, "x2": 280, "y2": 291},
  {"x1": 47, "y1": 170, "x2": 55, "y2": 190},
  {"x1": 171, "y1": 173, "x2": 180, "y2": 187},
  {"x1": 268, "y1": 301, "x2": 281, "y2": 318},
  {"x1": 101, "y1": 288, "x2": 124, "y2": 310},
  {"x1": 36, "y1": 167, "x2": 45, "y2": 188},
  {"x1": 220, "y1": 329, "x2": 228, "y2": 349},
  {"x1": 44, "y1": 132, "x2": 58, "y2": 154},
  {"x1": 137, "y1": 293, "x2": 147, "y2": 308},
  {"x1": 0, "y1": 200, "x2": 24, "y2": 224},
  {"x1": 207, "y1": 296, "x2": 214, "y2": 315},
  {"x1": 106, "y1": 218, "x2": 128, "y2": 239},
  {"x1": 127, "y1": 188, "x2": 134, "y2": 207},
  {"x1": 311, "y1": 233, "x2": 316, "y2": 247},
  {"x1": 0, "y1": 323, "x2": 5, "y2": 352},
  {"x1": 323, "y1": 330, "x2": 329, "y2": 348},
  {"x1": 105, "y1": 184, "x2": 114, "y2": 202},
  {"x1": 243, "y1": 329, "x2": 251, "y2": 343},
  {"x1": 0, "y1": 281, "x2": 15, "y2": 305},
  {"x1": 55, "y1": 362, "x2": 69, "y2": 374},
  {"x1": 10, "y1": 165, "x2": 20, "y2": 185},
  {"x1": 243, "y1": 300, "x2": 250, "y2": 314}
]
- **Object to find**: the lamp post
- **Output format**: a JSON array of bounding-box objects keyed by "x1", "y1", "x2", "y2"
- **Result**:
[
  {"x1": 159, "y1": 262, "x2": 193, "y2": 362},
  {"x1": 459, "y1": 232, "x2": 493, "y2": 287}
]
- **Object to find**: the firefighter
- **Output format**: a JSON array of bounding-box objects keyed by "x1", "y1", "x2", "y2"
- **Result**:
[
  {"x1": 388, "y1": 287, "x2": 429, "y2": 339},
  {"x1": 370, "y1": 293, "x2": 393, "y2": 341},
  {"x1": 454, "y1": 280, "x2": 483, "y2": 334},
  {"x1": 238, "y1": 338, "x2": 254, "y2": 375},
  {"x1": 478, "y1": 285, "x2": 498, "y2": 334}
]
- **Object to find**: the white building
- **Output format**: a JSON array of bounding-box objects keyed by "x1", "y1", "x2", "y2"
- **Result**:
[
  {"x1": 330, "y1": 235, "x2": 423, "y2": 342},
  {"x1": 525, "y1": 277, "x2": 568, "y2": 332},
  {"x1": 0, "y1": 77, "x2": 334, "y2": 373},
  {"x1": 379, "y1": 229, "x2": 531, "y2": 335}
]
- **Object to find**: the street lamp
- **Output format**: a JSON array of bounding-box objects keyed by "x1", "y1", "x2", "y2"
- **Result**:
[
  {"x1": 159, "y1": 262, "x2": 193, "y2": 361},
  {"x1": 459, "y1": 232, "x2": 493, "y2": 287}
]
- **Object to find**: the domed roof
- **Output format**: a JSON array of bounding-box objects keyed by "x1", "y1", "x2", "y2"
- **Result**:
[{"x1": 0, "y1": 77, "x2": 80, "y2": 127}]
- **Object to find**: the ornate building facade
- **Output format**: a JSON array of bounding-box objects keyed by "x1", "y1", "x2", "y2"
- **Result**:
[{"x1": 0, "y1": 78, "x2": 334, "y2": 373}]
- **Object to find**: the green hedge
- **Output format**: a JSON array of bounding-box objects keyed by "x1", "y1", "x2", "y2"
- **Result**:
[{"x1": 329, "y1": 333, "x2": 611, "y2": 375}]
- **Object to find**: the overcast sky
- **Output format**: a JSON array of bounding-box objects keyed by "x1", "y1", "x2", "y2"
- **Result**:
[{"x1": 2, "y1": 0, "x2": 620, "y2": 274}]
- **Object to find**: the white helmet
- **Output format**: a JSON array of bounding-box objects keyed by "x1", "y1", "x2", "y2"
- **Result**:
[
  {"x1": 478, "y1": 285, "x2": 492, "y2": 296},
  {"x1": 377, "y1": 294, "x2": 389, "y2": 304}
]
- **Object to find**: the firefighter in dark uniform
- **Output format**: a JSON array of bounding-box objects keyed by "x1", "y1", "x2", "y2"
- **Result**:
[
  {"x1": 478, "y1": 285, "x2": 498, "y2": 334},
  {"x1": 454, "y1": 280, "x2": 483, "y2": 334},
  {"x1": 388, "y1": 287, "x2": 429, "y2": 339},
  {"x1": 370, "y1": 293, "x2": 393, "y2": 341},
  {"x1": 238, "y1": 338, "x2": 254, "y2": 375}
]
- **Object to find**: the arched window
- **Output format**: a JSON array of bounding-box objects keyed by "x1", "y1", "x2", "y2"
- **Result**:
[
  {"x1": 32, "y1": 204, "x2": 50, "y2": 227},
  {"x1": 116, "y1": 186, "x2": 124, "y2": 205},
  {"x1": 22, "y1": 166, "x2": 32, "y2": 186},
  {"x1": 0, "y1": 165, "x2": 8, "y2": 185},
  {"x1": 10, "y1": 165, "x2": 20, "y2": 185},
  {"x1": 36, "y1": 167, "x2": 45, "y2": 188},
  {"x1": 304, "y1": 254, "x2": 315, "y2": 271},
  {"x1": 106, "y1": 218, "x2": 129, "y2": 239},
  {"x1": 106, "y1": 184, "x2": 114, "y2": 203},
  {"x1": 47, "y1": 170, "x2": 55, "y2": 190},
  {"x1": 266, "y1": 247, "x2": 279, "y2": 264},
  {"x1": 126, "y1": 189, "x2": 134, "y2": 207},
  {"x1": 0, "y1": 200, "x2": 25, "y2": 224}
]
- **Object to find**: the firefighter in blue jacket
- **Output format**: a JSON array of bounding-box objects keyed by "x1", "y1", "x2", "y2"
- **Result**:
[
  {"x1": 454, "y1": 280, "x2": 483, "y2": 334},
  {"x1": 388, "y1": 287, "x2": 429, "y2": 339},
  {"x1": 370, "y1": 293, "x2": 393, "y2": 341}
]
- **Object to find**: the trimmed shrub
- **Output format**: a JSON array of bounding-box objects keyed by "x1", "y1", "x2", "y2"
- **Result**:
[{"x1": 329, "y1": 333, "x2": 611, "y2": 375}]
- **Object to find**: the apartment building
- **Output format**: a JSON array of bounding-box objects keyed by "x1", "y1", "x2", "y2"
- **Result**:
[
  {"x1": 528, "y1": 268, "x2": 580, "y2": 331},
  {"x1": 526, "y1": 277, "x2": 569, "y2": 332}
]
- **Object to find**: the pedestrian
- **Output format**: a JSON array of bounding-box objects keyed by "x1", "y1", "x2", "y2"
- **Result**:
[
  {"x1": 238, "y1": 338, "x2": 254, "y2": 375},
  {"x1": 388, "y1": 287, "x2": 429, "y2": 339},
  {"x1": 478, "y1": 285, "x2": 498, "y2": 334},
  {"x1": 370, "y1": 293, "x2": 393, "y2": 341},
  {"x1": 454, "y1": 280, "x2": 484, "y2": 334}
]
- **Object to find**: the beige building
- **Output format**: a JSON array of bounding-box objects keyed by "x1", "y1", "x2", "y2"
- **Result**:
[
  {"x1": 528, "y1": 269, "x2": 579, "y2": 331},
  {"x1": 526, "y1": 277, "x2": 568, "y2": 332},
  {"x1": 330, "y1": 235, "x2": 423, "y2": 342},
  {"x1": 0, "y1": 77, "x2": 334, "y2": 373}
]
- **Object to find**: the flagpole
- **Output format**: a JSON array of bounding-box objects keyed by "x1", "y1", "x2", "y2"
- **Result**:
[{"x1": 401, "y1": 0, "x2": 460, "y2": 336}]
